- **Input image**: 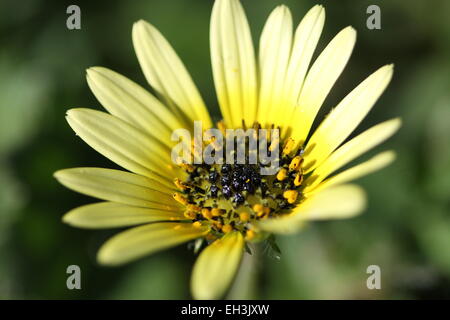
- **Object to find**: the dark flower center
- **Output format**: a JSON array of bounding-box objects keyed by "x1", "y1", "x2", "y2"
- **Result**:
[{"x1": 172, "y1": 123, "x2": 305, "y2": 241}]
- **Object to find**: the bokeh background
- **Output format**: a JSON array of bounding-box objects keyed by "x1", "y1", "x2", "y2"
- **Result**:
[{"x1": 1, "y1": 0, "x2": 449, "y2": 299}]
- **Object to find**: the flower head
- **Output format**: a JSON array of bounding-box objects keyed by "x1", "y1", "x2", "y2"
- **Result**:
[{"x1": 55, "y1": 0, "x2": 400, "y2": 299}]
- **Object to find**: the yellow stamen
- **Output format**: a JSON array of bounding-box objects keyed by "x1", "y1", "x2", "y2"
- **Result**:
[
  {"x1": 276, "y1": 168, "x2": 288, "y2": 181},
  {"x1": 184, "y1": 210, "x2": 197, "y2": 219},
  {"x1": 253, "y1": 204, "x2": 263, "y2": 214},
  {"x1": 269, "y1": 137, "x2": 280, "y2": 152},
  {"x1": 192, "y1": 221, "x2": 202, "y2": 228},
  {"x1": 211, "y1": 208, "x2": 222, "y2": 217},
  {"x1": 283, "y1": 138, "x2": 295, "y2": 155},
  {"x1": 239, "y1": 212, "x2": 250, "y2": 222},
  {"x1": 245, "y1": 229, "x2": 256, "y2": 241},
  {"x1": 283, "y1": 190, "x2": 298, "y2": 204},
  {"x1": 217, "y1": 120, "x2": 226, "y2": 134},
  {"x1": 191, "y1": 139, "x2": 203, "y2": 162},
  {"x1": 173, "y1": 193, "x2": 189, "y2": 205},
  {"x1": 294, "y1": 173, "x2": 303, "y2": 186},
  {"x1": 174, "y1": 178, "x2": 189, "y2": 190},
  {"x1": 178, "y1": 161, "x2": 194, "y2": 173},
  {"x1": 222, "y1": 224, "x2": 233, "y2": 233},
  {"x1": 201, "y1": 208, "x2": 212, "y2": 219},
  {"x1": 289, "y1": 156, "x2": 303, "y2": 171},
  {"x1": 257, "y1": 206, "x2": 270, "y2": 218},
  {"x1": 187, "y1": 204, "x2": 201, "y2": 212}
]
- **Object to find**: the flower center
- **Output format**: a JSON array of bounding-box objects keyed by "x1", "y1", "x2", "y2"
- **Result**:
[{"x1": 172, "y1": 123, "x2": 305, "y2": 241}]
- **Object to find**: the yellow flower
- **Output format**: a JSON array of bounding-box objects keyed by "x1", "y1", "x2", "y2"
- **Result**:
[{"x1": 54, "y1": 0, "x2": 401, "y2": 300}]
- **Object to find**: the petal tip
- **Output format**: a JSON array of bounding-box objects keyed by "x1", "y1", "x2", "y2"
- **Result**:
[
  {"x1": 65, "y1": 108, "x2": 87, "y2": 124},
  {"x1": 277, "y1": 4, "x2": 290, "y2": 11},
  {"x1": 53, "y1": 169, "x2": 65, "y2": 181},
  {"x1": 97, "y1": 245, "x2": 117, "y2": 266},
  {"x1": 391, "y1": 117, "x2": 402, "y2": 130},
  {"x1": 310, "y1": 4, "x2": 325, "y2": 14},
  {"x1": 379, "y1": 64, "x2": 394, "y2": 77},
  {"x1": 133, "y1": 19, "x2": 153, "y2": 33},
  {"x1": 61, "y1": 211, "x2": 74, "y2": 225},
  {"x1": 65, "y1": 108, "x2": 82, "y2": 117},
  {"x1": 134, "y1": 19, "x2": 147, "y2": 27},
  {"x1": 86, "y1": 66, "x2": 105, "y2": 77},
  {"x1": 345, "y1": 25, "x2": 357, "y2": 36}
]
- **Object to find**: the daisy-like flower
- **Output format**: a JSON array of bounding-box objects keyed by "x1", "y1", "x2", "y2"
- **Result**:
[{"x1": 55, "y1": 0, "x2": 400, "y2": 299}]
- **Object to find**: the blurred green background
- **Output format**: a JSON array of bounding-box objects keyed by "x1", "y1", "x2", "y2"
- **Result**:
[{"x1": 1, "y1": 0, "x2": 449, "y2": 299}]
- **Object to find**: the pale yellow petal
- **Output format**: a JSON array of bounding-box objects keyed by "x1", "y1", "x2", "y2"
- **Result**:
[
  {"x1": 257, "y1": 5, "x2": 293, "y2": 127},
  {"x1": 54, "y1": 167, "x2": 179, "y2": 209},
  {"x1": 191, "y1": 231, "x2": 244, "y2": 300},
  {"x1": 258, "y1": 184, "x2": 366, "y2": 234},
  {"x1": 66, "y1": 108, "x2": 177, "y2": 183},
  {"x1": 132, "y1": 20, "x2": 212, "y2": 128},
  {"x1": 306, "y1": 118, "x2": 401, "y2": 188},
  {"x1": 210, "y1": 0, "x2": 257, "y2": 128},
  {"x1": 63, "y1": 202, "x2": 184, "y2": 229},
  {"x1": 86, "y1": 67, "x2": 185, "y2": 145},
  {"x1": 303, "y1": 65, "x2": 394, "y2": 172},
  {"x1": 290, "y1": 26, "x2": 356, "y2": 145},
  {"x1": 281, "y1": 5, "x2": 325, "y2": 131},
  {"x1": 307, "y1": 151, "x2": 396, "y2": 194},
  {"x1": 98, "y1": 222, "x2": 207, "y2": 266}
]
